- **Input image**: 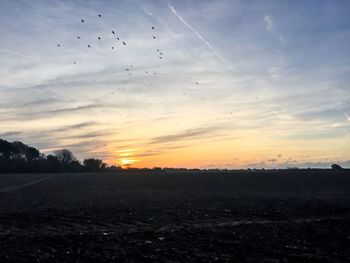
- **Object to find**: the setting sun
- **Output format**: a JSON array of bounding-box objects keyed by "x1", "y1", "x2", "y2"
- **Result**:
[
  {"x1": 118, "y1": 158, "x2": 138, "y2": 168},
  {"x1": 115, "y1": 149, "x2": 139, "y2": 167}
]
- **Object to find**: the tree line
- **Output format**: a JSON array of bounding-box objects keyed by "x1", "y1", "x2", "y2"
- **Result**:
[
  {"x1": 1, "y1": 138, "x2": 345, "y2": 173},
  {"x1": 0, "y1": 138, "x2": 112, "y2": 173}
]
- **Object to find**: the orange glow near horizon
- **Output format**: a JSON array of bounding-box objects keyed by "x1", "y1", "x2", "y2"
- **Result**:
[
  {"x1": 118, "y1": 158, "x2": 138, "y2": 168},
  {"x1": 115, "y1": 149, "x2": 139, "y2": 168},
  {"x1": 100, "y1": 132, "x2": 350, "y2": 169}
]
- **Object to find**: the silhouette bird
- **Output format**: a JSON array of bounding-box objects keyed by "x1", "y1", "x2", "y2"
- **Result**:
[
  {"x1": 98, "y1": 37, "x2": 101, "y2": 40},
  {"x1": 157, "y1": 49, "x2": 159, "y2": 52},
  {"x1": 159, "y1": 56, "x2": 162, "y2": 59},
  {"x1": 112, "y1": 46, "x2": 114, "y2": 49},
  {"x1": 57, "y1": 44, "x2": 61, "y2": 47},
  {"x1": 112, "y1": 31, "x2": 115, "y2": 34},
  {"x1": 153, "y1": 36, "x2": 156, "y2": 39},
  {"x1": 73, "y1": 61, "x2": 76, "y2": 64},
  {"x1": 98, "y1": 14, "x2": 102, "y2": 17},
  {"x1": 195, "y1": 82, "x2": 199, "y2": 85},
  {"x1": 152, "y1": 26, "x2": 155, "y2": 29},
  {"x1": 160, "y1": 52, "x2": 163, "y2": 55},
  {"x1": 81, "y1": 19, "x2": 85, "y2": 23},
  {"x1": 88, "y1": 44, "x2": 91, "y2": 48},
  {"x1": 123, "y1": 41, "x2": 126, "y2": 45},
  {"x1": 117, "y1": 37, "x2": 120, "y2": 40},
  {"x1": 145, "y1": 71, "x2": 148, "y2": 74}
]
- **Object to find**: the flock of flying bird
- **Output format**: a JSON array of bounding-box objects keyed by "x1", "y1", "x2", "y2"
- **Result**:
[
  {"x1": 57, "y1": 14, "x2": 165, "y2": 67},
  {"x1": 57, "y1": 13, "x2": 200, "y2": 99}
]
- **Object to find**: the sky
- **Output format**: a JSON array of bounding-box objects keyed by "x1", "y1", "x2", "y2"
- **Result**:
[{"x1": 0, "y1": 0, "x2": 349, "y2": 169}]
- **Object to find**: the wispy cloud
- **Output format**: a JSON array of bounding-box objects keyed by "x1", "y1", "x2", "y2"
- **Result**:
[
  {"x1": 264, "y1": 15, "x2": 274, "y2": 31},
  {"x1": 150, "y1": 126, "x2": 219, "y2": 144},
  {"x1": 263, "y1": 14, "x2": 285, "y2": 45},
  {"x1": 49, "y1": 122, "x2": 98, "y2": 133},
  {"x1": 69, "y1": 131, "x2": 112, "y2": 139},
  {"x1": 0, "y1": 131, "x2": 22, "y2": 138}
]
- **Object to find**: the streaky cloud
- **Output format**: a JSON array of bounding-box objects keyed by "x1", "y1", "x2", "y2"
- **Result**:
[
  {"x1": 0, "y1": 131, "x2": 22, "y2": 138},
  {"x1": 264, "y1": 15, "x2": 274, "y2": 31},
  {"x1": 150, "y1": 126, "x2": 218, "y2": 144},
  {"x1": 49, "y1": 122, "x2": 98, "y2": 133}
]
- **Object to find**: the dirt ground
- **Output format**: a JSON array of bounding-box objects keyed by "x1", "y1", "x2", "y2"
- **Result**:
[{"x1": 0, "y1": 170, "x2": 349, "y2": 262}]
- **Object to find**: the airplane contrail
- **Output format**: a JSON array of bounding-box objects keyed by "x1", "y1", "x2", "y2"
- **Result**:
[
  {"x1": 168, "y1": 4, "x2": 235, "y2": 72},
  {"x1": 0, "y1": 48, "x2": 39, "y2": 62}
]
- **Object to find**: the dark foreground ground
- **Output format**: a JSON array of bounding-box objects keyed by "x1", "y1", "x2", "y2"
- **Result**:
[{"x1": 0, "y1": 170, "x2": 349, "y2": 262}]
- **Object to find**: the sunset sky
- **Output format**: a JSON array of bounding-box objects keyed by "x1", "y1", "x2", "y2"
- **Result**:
[{"x1": 0, "y1": 0, "x2": 349, "y2": 168}]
